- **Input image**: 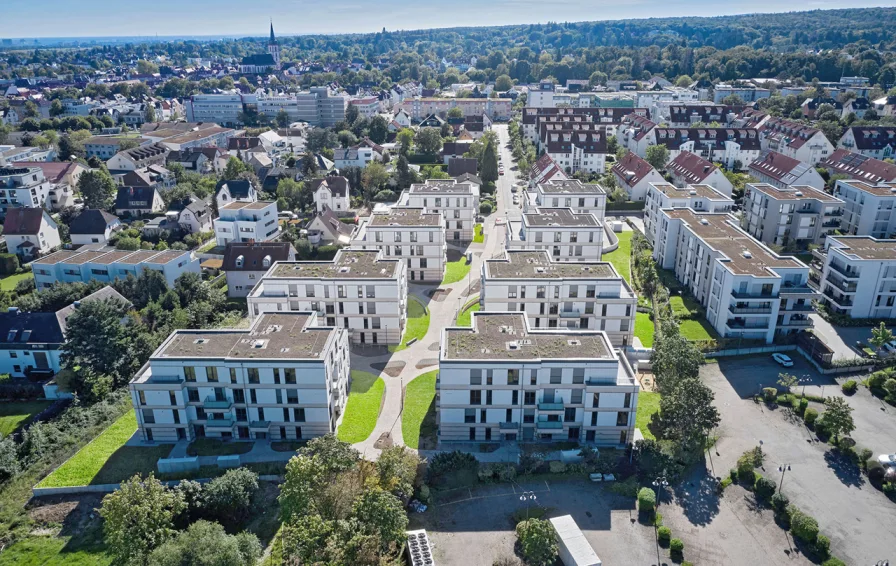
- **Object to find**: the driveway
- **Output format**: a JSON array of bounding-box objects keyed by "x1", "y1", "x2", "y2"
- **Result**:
[{"x1": 809, "y1": 314, "x2": 876, "y2": 360}]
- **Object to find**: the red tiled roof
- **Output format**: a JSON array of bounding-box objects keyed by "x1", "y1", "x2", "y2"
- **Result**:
[
  {"x1": 747, "y1": 150, "x2": 806, "y2": 183},
  {"x1": 667, "y1": 151, "x2": 718, "y2": 184},
  {"x1": 12, "y1": 161, "x2": 79, "y2": 185},
  {"x1": 611, "y1": 152, "x2": 659, "y2": 188},
  {"x1": 759, "y1": 117, "x2": 822, "y2": 150},
  {"x1": 820, "y1": 149, "x2": 896, "y2": 183}
]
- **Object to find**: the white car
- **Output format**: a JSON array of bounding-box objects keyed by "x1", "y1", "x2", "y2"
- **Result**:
[
  {"x1": 878, "y1": 454, "x2": 896, "y2": 467},
  {"x1": 772, "y1": 353, "x2": 794, "y2": 367}
]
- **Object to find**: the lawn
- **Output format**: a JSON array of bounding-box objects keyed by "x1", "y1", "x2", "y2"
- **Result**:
[
  {"x1": 0, "y1": 272, "x2": 33, "y2": 292},
  {"x1": 634, "y1": 312, "x2": 654, "y2": 348},
  {"x1": 602, "y1": 231, "x2": 632, "y2": 283},
  {"x1": 473, "y1": 224, "x2": 485, "y2": 243},
  {"x1": 635, "y1": 391, "x2": 661, "y2": 441},
  {"x1": 442, "y1": 257, "x2": 472, "y2": 285},
  {"x1": 0, "y1": 524, "x2": 112, "y2": 566},
  {"x1": 669, "y1": 295, "x2": 700, "y2": 319},
  {"x1": 680, "y1": 318, "x2": 718, "y2": 342},
  {"x1": 186, "y1": 438, "x2": 253, "y2": 457},
  {"x1": 389, "y1": 296, "x2": 430, "y2": 353},
  {"x1": 337, "y1": 370, "x2": 385, "y2": 444},
  {"x1": 456, "y1": 299, "x2": 480, "y2": 327},
  {"x1": 402, "y1": 370, "x2": 438, "y2": 450},
  {"x1": 0, "y1": 401, "x2": 52, "y2": 437},
  {"x1": 38, "y1": 410, "x2": 173, "y2": 487}
]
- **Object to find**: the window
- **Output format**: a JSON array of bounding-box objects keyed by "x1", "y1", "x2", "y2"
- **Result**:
[
  {"x1": 616, "y1": 412, "x2": 629, "y2": 427},
  {"x1": 138, "y1": 391, "x2": 147, "y2": 405},
  {"x1": 236, "y1": 408, "x2": 248, "y2": 421},
  {"x1": 486, "y1": 370, "x2": 493, "y2": 386},
  {"x1": 294, "y1": 408, "x2": 305, "y2": 422},
  {"x1": 142, "y1": 409, "x2": 155, "y2": 424},
  {"x1": 573, "y1": 368, "x2": 585, "y2": 384},
  {"x1": 196, "y1": 407, "x2": 207, "y2": 420},
  {"x1": 523, "y1": 409, "x2": 535, "y2": 423},
  {"x1": 624, "y1": 393, "x2": 632, "y2": 408},
  {"x1": 571, "y1": 390, "x2": 583, "y2": 404},
  {"x1": 486, "y1": 390, "x2": 493, "y2": 405},
  {"x1": 285, "y1": 368, "x2": 296, "y2": 384},
  {"x1": 470, "y1": 369, "x2": 482, "y2": 385},
  {"x1": 187, "y1": 388, "x2": 199, "y2": 403},
  {"x1": 207, "y1": 367, "x2": 218, "y2": 382},
  {"x1": 470, "y1": 390, "x2": 482, "y2": 405},
  {"x1": 550, "y1": 368, "x2": 562, "y2": 384},
  {"x1": 234, "y1": 389, "x2": 245, "y2": 403},
  {"x1": 230, "y1": 368, "x2": 238, "y2": 383},
  {"x1": 507, "y1": 369, "x2": 519, "y2": 385},
  {"x1": 250, "y1": 390, "x2": 257, "y2": 404},
  {"x1": 524, "y1": 391, "x2": 535, "y2": 405},
  {"x1": 464, "y1": 408, "x2": 476, "y2": 423},
  {"x1": 564, "y1": 408, "x2": 576, "y2": 422},
  {"x1": 592, "y1": 393, "x2": 600, "y2": 407},
  {"x1": 248, "y1": 368, "x2": 259, "y2": 384},
  {"x1": 512, "y1": 390, "x2": 519, "y2": 405},
  {"x1": 530, "y1": 370, "x2": 537, "y2": 385}
]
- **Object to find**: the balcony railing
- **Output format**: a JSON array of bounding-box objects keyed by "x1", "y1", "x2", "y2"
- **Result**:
[
  {"x1": 537, "y1": 401, "x2": 565, "y2": 411},
  {"x1": 249, "y1": 420, "x2": 270, "y2": 430},
  {"x1": 823, "y1": 289, "x2": 854, "y2": 307},
  {"x1": 731, "y1": 290, "x2": 778, "y2": 299},
  {"x1": 726, "y1": 320, "x2": 771, "y2": 330},
  {"x1": 535, "y1": 420, "x2": 564, "y2": 430},
  {"x1": 828, "y1": 262, "x2": 859, "y2": 279},
  {"x1": 559, "y1": 310, "x2": 581, "y2": 318},
  {"x1": 781, "y1": 303, "x2": 813, "y2": 312},
  {"x1": 499, "y1": 422, "x2": 520, "y2": 430},
  {"x1": 827, "y1": 277, "x2": 857, "y2": 294},
  {"x1": 204, "y1": 396, "x2": 232, "y2": 409},
  {"x1": 729, "y1": 305, "x2": 773, "y2": 314},
  {"x1": 205, "y1": 416, "x2": 235, "y2": 429},
  {"x1": 781, "y1": 318, "x2": 813, "y2": 327}
]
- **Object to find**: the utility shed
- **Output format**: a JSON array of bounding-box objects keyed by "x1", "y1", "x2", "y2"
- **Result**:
[{"x1": 550, "y1": 515, "x2": 601, "y2": 566}]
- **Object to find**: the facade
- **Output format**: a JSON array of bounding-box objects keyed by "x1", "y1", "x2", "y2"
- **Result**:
[
  {"x1": 106, "y1": 143, "x2": 170, "y2": 172},
  {"x1": 398, "y1": 97, "x2": 512, "y2": 121},
  {"x1": 643, "y1": 182, "x2": 734, "y2": 245},
  {"x1": 811, "y1": 236, "x2": 896, "y2": 319},
  {"x1": 527, "y1": 179, "x2": 607, "y2": 222},
  {"x1": 129, "y1": 312, "x2": 350, "y2": 442},
  {"x1": 310, "y1": 177, "x2": 351, "y2": 214},
  {"x1": 32, "y1": 247, "x2": 199, "y2": 290},
  {"x1": 839, "y1": 126, "x2": 896, "y2": 160},
  {"x1": 350, "y1": 96, "x2": 380, "y2": 118},
  {"x1": 3, "y1": 208, "x2": 60, "y2": 259},
  {"x1": 650, "y1": 127, "x2": 761, "y2": 170},
  {"x1": 0, "y1": 165, "x2": 52, "y2": 216},
  {"x1": 742, "y1": 184, "x2": 844, "y2": 247},
  {"x1": 246, "y1": 249, "x2": 408, "y2": 346},
  {"x1": 611, "y1": 152, "x2": 665, "y2": 202},
  {"x1": 14, "y1": 161, "x2": 86, "y2": 212},
  {"x1": 307, "y1": 206, "x2": 357, "y2": 246},
  {"x1": 184, "y1": 95, "x2": 244, "y2": 126},
  {"x1": 713, "y1": 85, "x2": 771, "y2": 103},
  {"x1": 667, "y1": 104, "x2": 739, "y2": 127},
  {"x1": 333, "y1": 146, "x2": 377, "y2": 169},
  {"x1": 542, "y1": 128, "x2": 610, "y2": 174},
  {"x1": 223, "y1": 241, "x2": 296, "y2": 298},
  {"x1": 69, "y1": 209, "x2": 122, "y2": 245},
  {"x1": 84, "y1": 137, "x2": 151, "y2": 161},
  {"x1": 506, "y1": 208, "x2": 603, "y2": 262},
  {"x1": 833, "y1": 179, "x2": 896, "y2": 239},
  {"x1": 254, "y1": 88, "x2": 347, "y2": 127},
  {"x1": 214, "y1": 201, "x2": 279, "y2": 246},
  {"x1": 521, "y1": 106, "x2": 647, "y2": 144},
  {"x1": 748, "y1": 150, "x2": 826, "y2": 190},
  {"x1": 528, "y1": 153, "x2": 568, "y2": 188},
  {"x1": 759, "y1": 118, "x2": 834, "y2": 165},
  {"x1": 481, "y1": 250, "x2": 636, "y2": 347},
  {"x1": 115, "y1": 186, "x2": 165, "y2": 217},
  {"x1": 438, "y1": 312, "x2": 639, "y2": 445},
  {"x1": 666, "y1": 151, "x2": 734, "y2": 196},
  {"x1": 351, "y1": 206, "x2": 446, "y2": 282},
  {"x1": 399, "y1": 179, "x2": 479, "y2": 242},
  {"x1": 819, "y1": 149, "x2": 896, "y2": 184},
  {"x1": 653, "y1": 209, "x2": 817, "y2": 343},
  {"x1": 215, "y1": 180, "x2": 257, "y2": 211}
]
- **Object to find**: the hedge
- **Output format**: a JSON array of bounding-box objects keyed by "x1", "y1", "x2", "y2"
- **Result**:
[{"x1": 637, "y1": 487, "x2": 656, "y2": 512}]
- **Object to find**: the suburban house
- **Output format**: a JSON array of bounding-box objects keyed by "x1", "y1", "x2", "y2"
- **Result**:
[
  {"x1": 115, "y1": 186, "x2": 165, "y2": 217},
  {"x1": 167, "y1": 148, "x2": 228, "y2": 174},
  {"x1": 528, "y1": 154, "x2": 569, "y2": 188},
  {"x1": 351, "y1": 206, "x2": 446, "y2": 282},
  {"x1": 68, "y1": 209, "x2": 123, "y2": 245},
  {"x1": 14, "y1": 161, "x2": 86, "y2": 211},
  {"x1": 119, "y1": 165, "x2": 176, "y2": 192},
  {"x1": 309, "y1": 177, "x2": 351, "y2": 214},
  {"x1": 333, "y1": 146, "x2": 379, "y2": 170},
  {"x1": 222, "y1": 241, "x2": 296, "y2": 298},
  {"x1": 838, "y1": 126, "x2": 896, "y2": 160},
  {"x1": 748, "y1": 150, "x2": 826, "y2": 190},
  {"x1": 833, "y1": 179, "x2": 896, "y2": 238},
  {"x1": 643, "y1": 182, "x2": 734, "y2": 245},
  {"x1": 307, "y1": 206, "x2": 357, "y2": 246},
  {"x1": 32, "y1": 246, "x2": 200, "y2": 290},
  {"x1": 3, "y1": 208, "x2": 60, "y2": 259},
  {"x1": 215, "y1": 179, "x2": 257, "y2": 211},
  {"x1": 441, "y1": 141, "x2": 473, "y2": 164},
  {"x1": 214, "y1": 201, "x2": 279, "y2": 246},
  {"x1": 0, "y1": 165, "x2": 52, "y2": 217},
  {"x1": 666, "y1": 151, "x2": 734, "y2": 196},
  {"x1": 105, "y1": 143, "x2": 170, "y2": 172},
  {"x1": 173, "y1": 196, "x2": 214, "y2": 235},
  {"x1": 741, "y1": 184, "x2": 844, "y2": 247},
  {"x1": 819, "y1": 149, "x2": 896, "y2": 184},
  {"x1": 446, "y1": 158, "x2": 478, "y2": 178},
  {"x1": 811, "y1": 236, "x2": 896, "y2": 319},
  {"x1": 611, "y1": 152, "x2": 665, "y2": 201},
  {"x1": 759, "y1": 118, "x2": 834, "y2": 165}
]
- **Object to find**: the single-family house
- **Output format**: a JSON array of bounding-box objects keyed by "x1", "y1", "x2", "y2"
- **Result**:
[
  {"x1": 115, "y1": 186, "x2": 165, "y2": 217},
  {"x1": 215, "y1": 179, "x2": 257, "y2": 211},
  {"x1": 309, "y1": 177, "x2": 351, "y2": 214},
  {"x1": 222, "y1": 241, "x2": 296, "y2": 297},
  {"x1": 69, "y1": 209, "x2": 122, "y2": 245},
  {"x1": 3, "y1": 208, "x2": 61, "y2": 259}
]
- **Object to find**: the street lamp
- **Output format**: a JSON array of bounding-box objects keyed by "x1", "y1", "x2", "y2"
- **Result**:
[
  {"x1": 778, "y1": 464, "x2": 791, "y2": 492},
  {"x1": 652, "y1": 476, "x2": 668, "y2": 508},
  {"x1": 519, "y1": 491, "x2": 537, "y2": 520}
]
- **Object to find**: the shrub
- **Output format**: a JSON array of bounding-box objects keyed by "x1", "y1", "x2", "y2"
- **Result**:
[
  {"x1": 770, "y1": 492, "x2": 790, "y2": 512},
  {"x1": 201, "y1": 468, "x2": 259, "y2": 528},
  {"x1": 762, "y1": 387, "x2": 778, "y2": 402},
  {"x1": 803, "y1": 407, "x2": 819, "y2": 425},
  {"x1": 0, "y1": 253, "x2": 20, "y2": 275},
  {"x1": 519, "y1": 451, "x2": 545, "y2": 475},
  {"x1": 797, "y1": 397, "x2": 809, "y2": 415},
  {"x1": 657, "y1": 526, "x2": 671, "y2": 545},
  {"x1": 417, "y1": 484, "x2": 431, "y2": 505},
  {"x1": 867, "y1": 370, "x2": 889, "y2": 389},
  {"x1": 428, "y1": 451, "x2": 478, "y2": 478},
  {"x1": 810, "y1": 534, "x2": 831, "y2": 560},
  {"x1": 637, "y1": 487, "x2": 656, "y2": 512},
  {"x1": 515, "y1": 519, "x2": 558, "y2": 566},
  {"x1": 788, "y1": 507, "x2": 819, "y2": 543},
  {"x1": 479, "y1": 202, "x2": 493, "y2": 214},
  {"x1": 729, "y1": 468, "x2": 738, "y2": 483},
  {"x1": 754, "y1": 476, "x2": 776, "y2": 500},
  {"x1": 822, "y1": 559, "x2": 846, "y2": 566},
  {"x1": 841, "y1": 380, "x2": 857, "y2": 394},
  {"x1": 548, "y1": 461, "x2": 567, "y2": 474},
  {"x1": 670, "y1": 538, "x2": 684, "y2": 555},
  {"x1": 867, "y1": 460, "x2": 886, "y2": 484}
]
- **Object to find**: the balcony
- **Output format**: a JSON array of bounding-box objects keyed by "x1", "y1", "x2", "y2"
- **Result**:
[
  {"x1": 821, "y1": 220, "x2": 841, "y2": 228},
  {"x1": 559, "y1": 310, "x2": 581, "y2": 318},
  {"x1": 822, "y1": 289, "x2": 854, "y2": 307},
  {"x1": 731, "y1": 290, "x2": 778, "y2": 299},
  {"x1": 827, "y1": 277, "x2": 857, "y2": 294},
  {"x1": 780, "y1": 284, "x2": 817, "y2": 295},
  {"x1": 781, "y1": 303, "x2": 813, "y2": 312},
  {"x1": 536, "y1": 420, "x2": 564, "y2": 430},
  {"x1": 205, "y1": 416, "x2": 236, "y2": 429},
  {"x1": 538, "y1": 400, "x2": 565, "y2": 411},
  {"x1": 204, "y1": 396, "x2": 232, "y2": 410},
  {"x1": 824, "y1": 209, "x2": 844, "y2": 217},
  {"x1": 726, "y1": 319, "x2": 771, "y2": 330},
  {"x1": 499, "y1": 422, "x2": 520, "y2": 431},
  {"x1": 249, "y1": 420, "x2": 270, "y2": 430},
  {"x1": 828, "y1": 262, "x2": 859, "y2": 279},
  {"x1": 781, "y1": 318, "x2": 813, "y2": 327},
  {"x1": 729, "y1": 305, "x2": 772, "y2": 314}
]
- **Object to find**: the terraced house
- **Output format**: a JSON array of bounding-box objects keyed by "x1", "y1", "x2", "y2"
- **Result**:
[
  {"x1": 31, "y1": 246, "x2": 200, "y2": 289},
  {"x1": 438, "y1": 312, "x2": 639, "y2": 445},
  {"x1": 506, "y1": 208, "x2": 603, "y2": 262},
  {"x1": 246, "y1": 249, "x2": 407, "y2": 345},
  {"x1": 480, "y1": 250, "x2": 636, "y2": 347},
  {"x1": 351, "y1": 206, "x2": 446, "y2": 282},
  {"x1": 129, "y1": 312, "x2": 350, "y2": 443}
]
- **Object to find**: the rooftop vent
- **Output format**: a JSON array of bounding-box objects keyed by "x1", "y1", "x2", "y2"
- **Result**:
[
  {"x1": 193, "y1": 338, "x2": 207, "y2": 344},
  {"x1": 567, "y1": 339, "x2": 581, "y2": 346},
  {"x1": 742, "y1": 250, "x2": 753, "y2": 259},
  {"x1": 699, "y1": 218, "x2": 709, "y2": 225},
  {"x1": 795, "y1": 191, "x2": 804, "y2": 197},
  {"x1": 506, "y1": 341, "x2": 520, "y2": 350},
  {"x1": 252, "y1": 339, "x2": 267, "y2": 349}
]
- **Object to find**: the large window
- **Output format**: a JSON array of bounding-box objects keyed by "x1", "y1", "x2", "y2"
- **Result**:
[
  {"x1": 184, "y1": 367, "x2": 196, "y2": 382},
  {"x1": 248, "y1": 368, "x2": 260, "y2": 384}
]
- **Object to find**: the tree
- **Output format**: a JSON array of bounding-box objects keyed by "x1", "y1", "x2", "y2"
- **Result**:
[
  {"x1": 375, "y1": 446, "x2": 419, "y2": 497},
  {"x1": 306, "y1": 128, "x2": 338, "y2": 153},
  {"x1": 480, "y1": 137, "x2": 499, "y2": 184},
  {"x1": 100, "y1": 474, "x2": 185, "y2": 565},
  {"x1": 77, "y1": 168, "x2": 117, "y2": 209},
  {"x1": 495, "y1": 74, "x2": 513, "y2": 92},
  {"x1": 515, "y1": 519, "x2": 558, "y2": 566},
  {"x1": 223, "y1": 156, "x2": 251, "y2": 180},
  {"x1": 396, "y1": 128, "x2": 414, "y2": 155},
  {"x1": 777, "y1": 372, "x2": 798, "y2": 395},
  {"x1": 651, "y1": 319, "x2": 703, "y2": 395},
  {"x1": 136, "y1": 59, "x2": 160, "y2": 75},
  {"x1": 276, "y1": 178, "x2": 306, "y2": 211},
  {"x1": 447, "y1": 106, "x2": 464, "y2": 119},
  {"x1": 337, "y1": 129, "x2": 358, "y2": 148},
  {"x1": 659, "y1": 377, "x2": 721, "y2": 449},
  {"x1": 148, "y1": 521, "x2": 261, "y2": 566},
  {"x1": 201, "y1": 468, "x2": 259, "y2": 528},
  {"x1": 49, "y1": 99, "x2": 65, "y2": 117},
  {"x1": 721, "y1": 94, "x2": 746, "y2": 106},
  {"x1": 869, "y1": 322, "x2": 894, "y2": 352},
  {"x1": 345, "y1": 104, "x2": 360, "y2": 125},
  {"x1": 279, "y1": 454, "x2": 326, "y2": 522},
  {"x1": 301, "y1": 433, "x2": 361, "y2": 476},
  {"x1": 361, "y1": 162, "x2": 389, "y2": 207},
  {"x1": 300, "y1": 153, "x2": 319, "y2": 177},
  {"x1": 414, "y1": 128, "x2": 443, "y2": 157},
  {"x1": 275, "y1": 109, "x2": 291, "y2": 128},
  {"x1": 645, "y1": 144, "x2": 670, "y2": 170},
  {"x1": 62, "y1": 297, "x2": 141, "y2": 386},
  {"x1": 368, "y1": 115, "x2": 389, "y2": 144},
  {"x1": 820, "y1": 397, "x2": 855, "y2": 441},
  {"x1": 675, "y1": 75, "x2": 694, "y2": 87},
  {"x1": 351, "y1": 488, "x2": 408, "y2": 554},
  {"x1": 144, "y1": 104, "x2": 156, "y2": 124}
]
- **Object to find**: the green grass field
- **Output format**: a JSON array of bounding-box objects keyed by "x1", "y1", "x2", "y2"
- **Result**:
[
  {"x1": 634, "y1": 312, "x2": 654, "y2": 348},
  {"x1": 669, "y1": 295, "x2": 700, "y2": 318},
  {"x1": 0, "y1": 272, "x2": 33, "y2": 292},
  {"x1": 38, "y1": 410, "x2": 172, "y2": 488},
  {"x1": 680, "y1": 318, "x2": 718, "y2": 342},
  {"x1": 602, "y1": 231, "x2": 632, "y2": 282},
  {"x1": 442, "y1": 257, "x2": 472, "y2": 285},
  {"x1": 0, "y1": 525, "x2": 112, "y2": 566},
  {"x1": 635, "y1": 391, "x2": 661, "y2": 441},
  {"x1": 389, "y1": 296, "x2": 430, "y2": 353},
  {"x1": 337, "y1": 370, "x2": 385, "y2": 444},
  {"x1": 473, "y1": 224, "x2": 485, "y2": 243},
  {"x1": 0, "y1": 401, "x2": 52, "y2": 437},
  {"x1": 456, "y1": 300, "x2": 480, "y2": 327},
  {"x1": 402, "y1": 371, "x2": 438, "y2": 450}
]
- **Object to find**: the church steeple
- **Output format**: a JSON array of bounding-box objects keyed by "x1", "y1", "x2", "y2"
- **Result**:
[
  {"x1": 267, "y1": 19, "x2": 280, "y2": 68},
  {"x1": 269, "y1": 20, "x2": 277, "y2": 44}
]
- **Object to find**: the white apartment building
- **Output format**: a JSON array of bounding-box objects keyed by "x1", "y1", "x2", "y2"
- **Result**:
[
  {"x1": 399, "y1": 179, "x2": 479, "y2": 242},
  {"x1": 812, "y1": 236, "x2": 896, "y2": 319},
  {"x1": 481, "y1": 250, "x2": 636, "y2": 347},
  {"x1": 186, "y1": 89, "x2": 347, "y2": 128},
  {"x1": 653, "y1": 209, "x2": 817, "y2": 343},
  {"x1": 32, "y1": 247, "x2": 200, "y2": 290},
  {"x1": 838, "y1": 127, "x2": 896, "y2": 160},
  {"x1": 506, "y1": 208, "x2": 603, "y2": 262},
  {"x1": 0, "y1": 165, "x2": 52, "y2": 216},
  {"x1": 129, "y1": 312, "x2": 350, "y2": 442},
  {"x1": 351, "y1": 207, "x2": 446, "y2": 282},
  {"x1": 833, "y1": 179, "x2": 896, "y2": 239},
  {"x1": 527, "y1": 179, "x2": 607, "y2": 221},
  {"x1": 713, "y1": 85, "x2": 771, "y2": 104},
  {"x1": 542, "y1": 129, "x2": 610, "y2": 174},
  {"x1": 214, "y1": 201, "x2": 279, "y2": 247},
  {"x1": 759, "y1": 118, "x2": 834, "y2": 165},
  {"x1": 246, "y1": 249, "x2": 408, "y2": 346},
  {"x1": 398, "y1": 97, "x2": 512, "y2": 121},
  {"x1": 742, "y1": 184, "x2": 844, "y2": 247},
  {"x1": 438, "y1": 312, "x2": 639, "y2": 445},
  {"x1": 350, "y1": 96, "x2": 380, "y2": 118},
  {"x1": 184, "y1": 94, "x2": 244, "y2": 126},
  {"x1": 643, "y1": 183, "x2": 734, "y2": 245}
]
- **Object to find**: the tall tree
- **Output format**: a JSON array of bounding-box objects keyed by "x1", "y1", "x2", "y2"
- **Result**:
[
  {"x1": 645, "y1": 144, "x2": 670, "y2": 170},
  {"x1": 361, "y1": 162, "x2": 389, "y2": 208},
  {"x1": 62, "y1": 298, "x2": 141, "y2": 386},
  {"x1": 820, "y1": 397, "x2": 855, "y2": 441},
  {"x1": 414, "y1": 128, "x2": 443, "y2": 157},
  {"x1": 659, "y1": 377, "x2": 721, "y2": 449},
  {"x1": 77, "y1": 168, "x2": 117, "y2": 209},
  {"x1": 480, "y1": 137, "x2": 499, "y2": 184},
  {"x1": 368, "y1": 115, "x2": 389, "y2": 144},
  {"x1": 869, "y1": 322, "x2": 894, "y2": 352},
  {"x1": 148, "y1": 521, "x2": 261, "y2": 566},
  {"x1": 650, "y1": 318, "x2": 702, "y2": 395},
  {"x1": 275, "y1": 109, "x2": 291, "y2": 128},
  {"x1": 396, "y1": 128, "x2": 414, "y2": 156}
]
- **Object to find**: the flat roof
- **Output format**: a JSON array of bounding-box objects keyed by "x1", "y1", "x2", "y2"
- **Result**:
[
  {"x1": 484, "y1": 250, "x2": 620, "y2": 280},
  {"x1": 747, "y1": 183, "x2": 842, "y2": 203},
  {"x1": 442, "y1": 312, "x2": 614, "y2": 361},
  {"x1": 408, "y1": 180, "x2": 476, "y2": 194},
  {"x1": 662, "y1": 209, "x2": 805, "y2": 276},
  {"x1": 268, "y1": 249, "x2": 398, "y2": 280},
  {"x1": 536, "y1": 179, "x2": 606, "y2": 195},
  {"x1": 148, "y1": 313, "x2": 335, "y2": 363},
  {"x1": 523, "y1": 207, "x2": 599, "y2": 227},
  {"x1": 31, "y1": 247, "x2": 191, "y2": 267},
  {"x1": 837, "y1": 179, "x2": 896, "y2": 197},
  {"x1": 220, "y1": 200, "x2": 275, "y2": 211},
  {"x1": 829, "y1": 236, "x2": 896, "y2": 261},
  {"x1": 650, "y1": 182, "x2": 732, "y2": 201},
  {"x1": 369, "y1": 207, "x2": 442, "y2": 227}
]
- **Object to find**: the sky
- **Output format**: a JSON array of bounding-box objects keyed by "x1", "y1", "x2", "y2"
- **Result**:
[{"x1": 5, "y1": 0, "x2": 896, "y2": 38}]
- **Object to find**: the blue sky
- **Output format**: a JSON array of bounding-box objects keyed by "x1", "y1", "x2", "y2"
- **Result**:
[{"x1": 6, "y1": 0, "x2": 896, "y2": 38}]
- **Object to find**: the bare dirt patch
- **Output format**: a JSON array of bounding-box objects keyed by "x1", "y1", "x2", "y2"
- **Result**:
[{"x1": 373, "y1": 432, "x2": 394, "y2": 450}]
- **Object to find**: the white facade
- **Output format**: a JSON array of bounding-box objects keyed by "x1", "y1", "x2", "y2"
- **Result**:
[
  {"x1": 741, "y1": 184, "x2": 844, "y2": 247},
  {"x1": 350, "y1": 97, "x2": 380, "y2": 118},
  {"x1": 833, "y1": 180, "x2": 896, "y2": 239},
  {"x1": 0, "y1": 165, "x2": 52, "y2": 216},
  {"x1": 246, "y1": 249, "x2": 408, "y2": 345},
  {"x1": 312, "y1": 179, "x2": 350, "y2": 214},
  {"x1": 527, "y1": 180, "x2": 607, "y2": 222},
  {"x1": 351, "y1": 207, "x2": 446, "y2": 282},
  {"x1": 32, "y1": 248, "x2": 200, "y2": 290},
  {"x1": 759, "y1": 118, "x2": 834, "y2": 165},
  {"x1": 334, "y1": 146, "x2": 375, "y2": 170},
  {"x1": 812, "y1": 236, "x2": 896, "y2": 319},
  {"x1": 185, "y1": 94, "x2": 244, "y2": 126},
  {"x1": 643, "y1": 183, "x2": 734, "y2": 245},
  {"x1": 611, "y1": 152, "x2": 665, "y2": 202},
  {"x1": 129, "y1": 312, "x2": 350, "y2": 442},
  {"x1": 399, "y1": 179, "x2": 479, "y2": 242},
  {"x1": 4, "y1": 210, "x2": 60, "y2": 259},
  {"x1": 215, "y1": 181, "x2": 257, "y2": 211},
  {"x1": 506, "y1": 208, "x2": 603, "y2": 262},
  {"x1": 214, "y1": 201, "x2": 279, "y2": 246}
]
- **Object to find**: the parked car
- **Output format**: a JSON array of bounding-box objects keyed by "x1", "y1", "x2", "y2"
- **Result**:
[
  {"x1": 772, "y1": 353, "x2": 794, "y2": 367},
  {"x1": 278, "y1": 211, "x2": 298, "y2": 220},
  {"x1": 878, "y1": 454, "x2": 896, "y2": 467}
]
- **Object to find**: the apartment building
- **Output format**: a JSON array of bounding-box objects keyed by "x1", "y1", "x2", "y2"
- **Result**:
[
  {"x1": 0, "y1": 165, "x2": 52, "y2": 216},
  {"x1": 528, "y1": 154, "x2": 568, "y2": 188},
  {"x1": 759, "y1": 118, "x2": 834, "y2": 165},
  {"x1": 833, "y1": 179, "x2": 896, "y2": 239},
  {"x1": 819, "y1": 149, "x2": 896, "y2": 185},
  {"x1": 184, "y1": 94, "x2": 244, "y2": 126},
  {"x1": 214, "y1": 201, "x2": 279, "y2": 246},
  {"x1": 611, "y1": 151, "x2": 665, "y2": 202},
  {"x1": 398, "y1": 179, "x2": 479, "y2": 242},
  {"x1": 223, "y1": 241, "x2": 296, "y2": 298},
  {"x1": 541, "y1": 128, "x2": 610, "y2": 174},
  {"x1": 618, "y1": 115, "x2": 658, "y2": 156},
  {"x1": 667, "y1": 104, "x2": 739, "y2": 127},
  {"x1": 651, "y1": 127, "x2": 761, "y2": 170},
  {"x1": 838, "y1": 126, "x2": 896, "y2": 160},
  {"x1": 812, "y1": 236, "x2": 896, "y2": 319},
  {"x1": 32, "y1": 247, "x2": 199, "y2": 290},
  {"x1": 481, "y1": 250, "x2": 636, "y2": 347},
  {"x1": 129, "y1": 312, "x2": 350, "y2": 443},
  {"x1": 350, "y1": 96, "x2": 381, "y2": 118},
  {"x1": 712, "y1": 85, "x2": 771, "y2": 103},
  {"x1": 742, "y1": 184, "x2": 844, "y2": 247},
  {"x1": 246, "y1": 249, "x2": 407, "y2": 345},
  {"x1": 398, "y1": 97, "x2": 512, "y2": 121},
  {"x1": 185, "y1": 89, "x2": 347, "y2": 127},
  {"x1": 666, "y1": 152, "x2": 734, "y2": 196},
  {"x1": 748, "y1": 150, "x2": 825, "y2": 190},
  {"x1": 653, "y1": 209, "x2": 817, "y2": 343},
  {"x1": 643, "y1": 182, "x2": 734, "y2": 245},
  {"x1": 351, "y1": 207, "x2": 446, "y2": 282},
  {"x1": 521, "y1": 107, "x2": 647, "y2": 144},
  {"x1": 506, "y1": 208, "x2": 603, "y2": 262},
  {"x1": 438, "y1": 312, "x2": 639, "y2": 445},
  {"x1": 527, "y1": 179, "x2": 607, "y2": 221}
]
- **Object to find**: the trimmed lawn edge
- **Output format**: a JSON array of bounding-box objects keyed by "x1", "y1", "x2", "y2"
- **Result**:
[{"x1": 337, "y1": 370, "x2": 386, "y2": 444}]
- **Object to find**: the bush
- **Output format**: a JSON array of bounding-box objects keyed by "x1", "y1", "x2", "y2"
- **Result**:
[
  {"x1": 0, "y1": 253, "x2": 20, "y2": 275},
  {"x1": 809, "y1": 534, "x2": 831, "y2": 560},
  {"x1": 770, "y1": 492, "x2": 790, "y2": 512},
  {"x1": 637, "y1": 487, "x2": 656, "y2": 513},
  {"x1": 548, "y1": 461, "x2": 567, "y2": 474},
  {"x1": 200, "y1": 468, "x2": 258, "y2": 528},
  {"x1": 657, "y1": 526, "x2": 671, "y2": 545},
  {"x1": 729, "y1": 468, "x2": 738, "y2": 483},
  {"x1": 867, "y1": 460, "x2": 886, "y2": 484},
  {"x1": 670, "y1": 538, "x2": 684, "y2": 555},
  {"x1": 867, "y1": 370, "x2": 890, "y2": 389},
  {"x1": 788, "y1": 507, "x2": 819, "y2": 543},
  {"x1": 754, "y1": 476, "x2": 776, "y2": 500},
  {"x1": 841, "y1": 380, "x2": 857, "y2": 394},
  {"x1": 515, "y1": 519, "x2": 558, "y2": 566},
  {"x1": 803, "y1": 407, "x2": 819, "y2": 425},
  {"x1": 762, "y1": 387, "x2": 778, "y2": 402},
  {"x1": 822, "y1": 559, "x2": 846, "y2": 566},
  {"x1": 417, "y1": 484, "x2": 431, "y2": 505},
  {"x1": 797, "y1": 397, "x2": 809, "y2": 416},
  {"x1": 479, "y1": 201, "x2": 493, "y2": 214}
]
